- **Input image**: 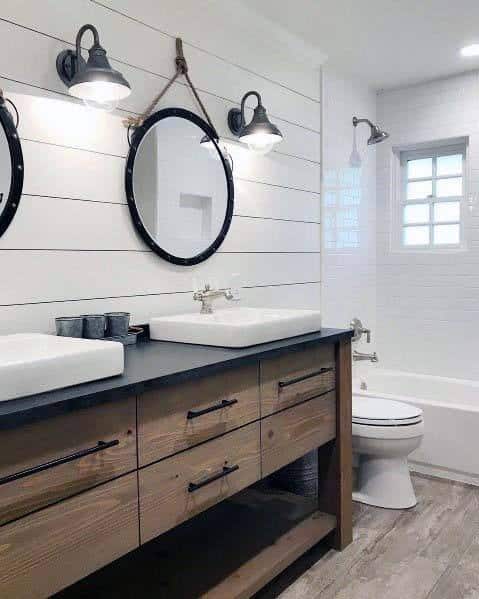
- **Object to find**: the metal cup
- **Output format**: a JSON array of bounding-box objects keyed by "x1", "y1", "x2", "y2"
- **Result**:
[
  {"x1": 82, "y1": 314, "x2": 106, "y2": 339},
  {"x1": 55, "y1": 316, "x2": 84, "y2": 338},
  {"x1": 105, "y1": 312, "x2": 130, "y2": 338}
]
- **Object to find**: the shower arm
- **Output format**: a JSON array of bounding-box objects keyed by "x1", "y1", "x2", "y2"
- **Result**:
[{"x1": 352, "y1": 117, "x2": 374, "y2": 128}]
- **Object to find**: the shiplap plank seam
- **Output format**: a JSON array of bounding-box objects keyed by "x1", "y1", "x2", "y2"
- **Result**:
[{"x1": 91, "y1": 0, "x2": 321, "y2": 103}]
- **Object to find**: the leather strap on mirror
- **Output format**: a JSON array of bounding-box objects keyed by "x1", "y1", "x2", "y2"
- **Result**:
[{"x1": 123, "y1": 38, "x2": 218, "y2": 138}]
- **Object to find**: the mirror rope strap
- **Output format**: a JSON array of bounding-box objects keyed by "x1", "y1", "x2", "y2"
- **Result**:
[{"x1": 123, "y1": 38, "x2": 218, "y2": 138}]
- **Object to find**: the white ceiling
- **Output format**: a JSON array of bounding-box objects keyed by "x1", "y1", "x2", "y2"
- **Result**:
[{"x1": 240, "y1": 0, "x2": 479, "y2": 90}]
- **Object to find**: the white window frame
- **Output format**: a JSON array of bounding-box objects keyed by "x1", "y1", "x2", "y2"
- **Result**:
[{"x1": 391, "y1": 141, "x2": 467, "y2": 252}]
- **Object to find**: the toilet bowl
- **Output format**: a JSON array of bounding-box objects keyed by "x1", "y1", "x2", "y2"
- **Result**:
[{"x1": 352, "y1": 396, "x2": 424, "y2": 509}]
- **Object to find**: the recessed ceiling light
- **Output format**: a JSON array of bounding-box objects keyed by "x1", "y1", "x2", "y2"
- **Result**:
[{"x1": 461, "y1": 44, "x2": 479, "y2": 57}]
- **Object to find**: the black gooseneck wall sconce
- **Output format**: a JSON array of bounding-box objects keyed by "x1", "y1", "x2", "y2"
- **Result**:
[
  {"x1": 56, "y1": 24, "x2": 131, "y2": 111},
  {"x1": 228, "y1": 91, "x2": 283, "y2": 155}
]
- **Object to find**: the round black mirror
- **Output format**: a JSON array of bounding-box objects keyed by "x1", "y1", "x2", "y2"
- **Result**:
[
  {"x1": 0, "y1": 96, "x2": 23, "y2": 238},
  {"x1": 125, "y1": 108, "x2": 234, "y2": 266}
]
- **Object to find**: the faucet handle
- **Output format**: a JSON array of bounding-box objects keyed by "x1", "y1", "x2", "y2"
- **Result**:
[
  {"x1": 350, "y1": 317, "x2": 371, "y2": 343},
  {"x1": 229, "y1": 287, "x2": 241, "y2": 301}
]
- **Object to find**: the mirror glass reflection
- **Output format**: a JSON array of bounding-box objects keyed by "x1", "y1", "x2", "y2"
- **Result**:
[{"x1": 132, "y1": 116, "x2": 230, "y2": 260}]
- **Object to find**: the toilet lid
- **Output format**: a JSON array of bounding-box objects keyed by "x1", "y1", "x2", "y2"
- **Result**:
[{"x1": 353, "y1": 396, "x2": 423, "y2": 426}]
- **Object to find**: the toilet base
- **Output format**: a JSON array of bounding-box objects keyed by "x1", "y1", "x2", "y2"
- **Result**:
[{"x1": 354, "y1": 455, "x2": 417, "y2": 509}]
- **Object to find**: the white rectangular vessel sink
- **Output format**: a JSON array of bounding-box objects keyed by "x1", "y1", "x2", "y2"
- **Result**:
[
  {"x1": 0, "y1": 334, "x2": 125, "y2": 402},
  {"x1": 150, "y1": 307, "x2": 321, "y2": 348}
]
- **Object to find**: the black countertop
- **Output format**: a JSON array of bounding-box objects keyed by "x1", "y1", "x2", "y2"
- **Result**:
[{"x1": 0, "y1": 328, "x2": 352, "y2": 430}]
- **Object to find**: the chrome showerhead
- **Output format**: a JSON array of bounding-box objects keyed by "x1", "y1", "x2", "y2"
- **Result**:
[{"x1": 352, "y1": 116, "x2": 389, "y2": 145}]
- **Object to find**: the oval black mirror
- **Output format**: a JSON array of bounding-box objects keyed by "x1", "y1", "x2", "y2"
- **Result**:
[
  {"x1": 0, "y1": 96, "x2": 23, "y2": 238},
  {"x1": 125, "y1": 108, "x2": 234, "y2": 266}
]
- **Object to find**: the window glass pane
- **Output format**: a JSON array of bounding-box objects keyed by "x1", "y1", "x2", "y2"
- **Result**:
[
  {"x1": 403, "y1": 203, "x2": 429, "y2": 224},
  {"x1": 433, "y1": 224, "x2": 460, "y2": 245},
  {"x1": 433, "y1": 201, "x2": 460, "y2": 223},
  {"x1": 437, "y1": 154, "x2": 462, "y2": 177},
  {"x1": 407, "y1": 158, "x2": 432, "y2": 179},
  {"x1": 436, "y1": 177, "x2": 462, "y2": 197},
  {"x1": 403, "y1": 226, "x2": 430, "y2": 246},
  {"x1": 407, "y1": 180, "x2": 432, "y2": 200}
]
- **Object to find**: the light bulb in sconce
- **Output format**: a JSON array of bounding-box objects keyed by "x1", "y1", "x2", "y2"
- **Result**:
[
  {"x1": 56, "y1": 24, "x2": 131, "y2": 112},
  {"x1": 227, "y1": 91, "x2": 283, "y2": 155}
]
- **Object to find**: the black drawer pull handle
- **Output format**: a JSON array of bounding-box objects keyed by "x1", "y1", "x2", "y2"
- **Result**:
[
  {"x1": 278, "y1": 367, "x2": 334, "y2": 389},
  {"x1": 187, "y1": 398, "x2": 238, "y2": 420},
  {"x1": 0, "y1": 439, "x2": 120, "y2": 487},
  {"x1": 188, "y1": 464, "x2": 239, "y2": 493}
]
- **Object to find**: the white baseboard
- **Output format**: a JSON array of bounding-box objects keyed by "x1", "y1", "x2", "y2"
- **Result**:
[{"x1": 410, "y1": 460, "x2": 479, "y2": 487}]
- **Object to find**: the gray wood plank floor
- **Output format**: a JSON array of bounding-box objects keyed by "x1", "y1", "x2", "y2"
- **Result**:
[{"x1": 259, "y1": 474, "x2": 479, "y2": 599}]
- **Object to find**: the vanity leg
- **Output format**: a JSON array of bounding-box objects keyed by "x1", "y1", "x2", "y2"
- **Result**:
[{"x1": 318, "y1": 338, "x2": 352, "y2": 550}]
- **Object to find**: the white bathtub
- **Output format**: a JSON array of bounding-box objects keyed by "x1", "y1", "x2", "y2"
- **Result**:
[{"x1": 353, "y1": 368, "x2": 479, "y2": 486}]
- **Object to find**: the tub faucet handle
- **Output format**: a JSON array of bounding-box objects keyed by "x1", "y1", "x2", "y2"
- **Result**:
[
  {"x1": 353, "y1": 350, "x2": 378, "y2": 363},
  {"x1": 350, "y1": 317, "x2": 371, "y2": 343}
]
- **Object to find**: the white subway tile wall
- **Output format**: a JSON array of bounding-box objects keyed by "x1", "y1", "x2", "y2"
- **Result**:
[
  {"x1": 377, "y1": 71, "x2": 479, "y2": 380},
  {"x1": 0, "y1": 0, "x2": 321, "y2": 333}
]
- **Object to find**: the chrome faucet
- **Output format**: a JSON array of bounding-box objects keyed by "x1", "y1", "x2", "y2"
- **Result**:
[
  {"x1": 193, "y1": 284, "x2": 234, "y2": 314},
  {"x1": 353, "y1": 350, "x2": 378, "y2": 363},
  {"x1": 350, "y1": 317, "x2": 371, "y2": 343}
]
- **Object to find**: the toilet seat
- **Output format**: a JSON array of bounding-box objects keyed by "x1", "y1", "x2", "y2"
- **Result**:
[
  {"x1": 353, "y1": 419, "x2": 424, "y2": 440},
  {"x1": 353, "y1": 396, "x2": 423, "y2": 427}
]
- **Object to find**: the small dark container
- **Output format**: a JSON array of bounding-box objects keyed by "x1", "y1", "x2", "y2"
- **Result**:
[
  {"x1": 82, "y1": 314, "x2": 106, "y2": 339},
  {"x1": 55, "y1": 316, "x2": 83, "y2": 338},
  {"x1": 271, "y1": 450, "x2": 318, "y2": 497},
  {"x1": 105, "y1": 312, "x2": 130, "y2": 337}
]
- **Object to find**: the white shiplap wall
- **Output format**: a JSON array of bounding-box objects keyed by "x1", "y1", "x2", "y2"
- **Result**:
[{"x1": 0, "y1": 0, "x2": 322, "y2": 334}]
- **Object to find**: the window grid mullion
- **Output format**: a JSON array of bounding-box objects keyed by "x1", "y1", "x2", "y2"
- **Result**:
[
  {"x1": 429, "y1": 154, "x2": 437, "y2": 246},
  {"x1": 401, "y1": 148, "x2": 464, "y2": 249}
]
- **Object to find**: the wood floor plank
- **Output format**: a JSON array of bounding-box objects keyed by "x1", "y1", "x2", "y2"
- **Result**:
[
  {"x1": 267, "y1": 504, "x2": 403, "y2": 599},
  {"x1": 427, "y1": 532, "x2": 479, "y2": 599},
  {"x1": 272, "y1": 475, "x2": 479, "y2": 599}
]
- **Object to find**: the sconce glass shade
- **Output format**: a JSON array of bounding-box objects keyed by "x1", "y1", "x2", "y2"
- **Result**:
[
  {"x1": 228, "y1": 91, "x2": 283, "y2": 155},
  {"x1": 57, "y1": 24, "x2": 131, "y2": 111}
]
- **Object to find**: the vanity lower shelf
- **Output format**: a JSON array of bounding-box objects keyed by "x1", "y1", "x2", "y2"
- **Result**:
[{"x1": 56, "y1": 483, "x2": 337, "y2": 599}]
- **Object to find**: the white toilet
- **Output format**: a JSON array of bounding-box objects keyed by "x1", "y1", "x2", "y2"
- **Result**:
[{"x1": 352, "y1": 396, "x2": 424, "y2": 509}]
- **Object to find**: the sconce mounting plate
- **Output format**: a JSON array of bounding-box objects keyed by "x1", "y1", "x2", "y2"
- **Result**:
[
  {"x1": 228, "y1": 108, "x2": 243, "y2": 136},
  {"x1": 56, "y1": 50, "x2": 86, "y2": 86}
]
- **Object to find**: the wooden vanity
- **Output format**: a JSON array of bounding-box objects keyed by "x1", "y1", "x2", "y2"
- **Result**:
[{"x1": 0, "y1": 330, "x2": 352, "y2": 598}]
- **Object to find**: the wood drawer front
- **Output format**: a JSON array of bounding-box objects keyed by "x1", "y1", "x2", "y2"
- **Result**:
[
  {"x1": 138, "y1": 365, "x2": 259, "y2": 467},
  {"x1": 260, "y1": 345, "x2": 335, "y2": 416},
  {"x1": 0, "y1": 398, "x2": 136, "y2": 526},
  {"x1": 261, "y1": 392, "x2": 336, "y2": 477},
  {"x1": 0, "y1": 473, "x2": 139, "y2": 599},
  {"x1": 139, "y1": 422, "x2": 261, "y2": 543}
]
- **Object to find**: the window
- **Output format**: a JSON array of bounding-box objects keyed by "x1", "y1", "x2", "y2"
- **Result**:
[{"x1": 399, "y1": 144, "x2": 465, "y2": 248}]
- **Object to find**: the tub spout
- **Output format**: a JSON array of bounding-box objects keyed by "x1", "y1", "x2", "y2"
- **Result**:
[{"x1": 353, "y1": 350, "x2": 378, "y2": 363}]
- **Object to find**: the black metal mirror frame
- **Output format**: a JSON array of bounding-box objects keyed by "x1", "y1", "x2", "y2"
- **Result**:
[
  {"x1": 0, "y1": 99, "x2": 23, "y2": 238},
  {"x1": 125, "y1": 107, "x2": 234, "y2": 266}
]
